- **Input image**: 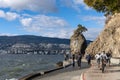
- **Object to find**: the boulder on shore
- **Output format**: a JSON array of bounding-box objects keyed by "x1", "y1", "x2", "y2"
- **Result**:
[{"x1": 56, "y1": 61, "x2": 63, "y2": 67}]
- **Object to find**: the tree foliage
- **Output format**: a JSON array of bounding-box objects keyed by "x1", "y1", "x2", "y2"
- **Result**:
[
  {"x1": 74, "y1": 24, "x2": 87, "y2": 35},
  {"x1": 84, "y1": 0, "x2": 120, "y2": 15}
]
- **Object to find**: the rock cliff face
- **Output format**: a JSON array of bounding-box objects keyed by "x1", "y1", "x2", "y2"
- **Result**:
[
  {"x1": 86, "y1": 13, "x2": 120, "y2": 57},
  {"x1": 70, "y1": 32, "x2": 87, "y2": 55}
]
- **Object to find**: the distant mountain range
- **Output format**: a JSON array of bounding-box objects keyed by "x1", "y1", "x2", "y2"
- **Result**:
[
  {"x1": 0, "y1": 35, "x2": 92, "y2": 45},
  {"x1": 0, "y1": 35, "x2": 71, "y2": 53},
  {"x1": 0, "y1": 35, "x2": 70, "y2": 45},
  {"x1": 0, "y1": 35, "x2": 92, "y2": 54}
]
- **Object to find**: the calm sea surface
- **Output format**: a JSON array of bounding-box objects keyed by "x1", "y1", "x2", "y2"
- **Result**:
[{"x1": 0, "y1": 54, "x2": 64, "y2": 80}]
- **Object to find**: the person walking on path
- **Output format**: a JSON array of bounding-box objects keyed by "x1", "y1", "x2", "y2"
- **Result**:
[
  {"x1": 95, "y1": 53, "x2": 101, "y2": 68},
  {"x1": 100, "y1": 51, "x2": 107, "y2": 59},
  {"x1": 86, "y1": 53, "x2": 92, "y2": 65},
  {"x1": 106, "y1": 51, "x2": 112, "y2": 66},
  {"x1": 72, "y1": 54, "x2": 75, "y2": 67},
  {"x1": 77, "y1": 54, "x2": 82, "y2": 68},
  {"x1": 64, "y1": 51, "x2": 69, "y2": 61}
]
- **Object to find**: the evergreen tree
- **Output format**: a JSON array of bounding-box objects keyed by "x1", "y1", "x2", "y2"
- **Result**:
[
  {"x1": 84, "y1": 0, "x2": 120, "y2": 15},
  {"x1": 74, "y1": 24, "x2": 87, "y2": 35}
]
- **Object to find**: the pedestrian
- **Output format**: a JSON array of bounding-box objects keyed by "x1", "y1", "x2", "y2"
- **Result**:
[
  {"x1": 106, "y1": 51, "x2": 112, "y2": 66},
  {"x1": 66, "y1": 51, "x2": 70, "y2": 60},
  {"x1": 72, "y1": 54, "x2": 75, "y2": 67},
  {"x1": 77, "y1": 54, "x2": 82, "y2": 68},
  {"x1": 100, "y1": 51, "x2": 108, "y2": 61},
  {"x1": 86, "y1": 53, "x2": 91, "y2": 65},
  {"x1": 64, "y1": 52, "x2": 69, "y2": 61},
  {"x1": 95, "y1": 53, "x2": 101, "y2": 68}
]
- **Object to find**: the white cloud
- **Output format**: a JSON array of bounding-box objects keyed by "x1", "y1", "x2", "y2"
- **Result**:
[
  {"x1": 73, "y1": 0, "x2": 90, "y2": 10},
  {"x1": 81, "y1": 15, "x2": 106, "y2": 25},
  {"x1": 6, "y1": 12, "x2": 20, "y2": 21},
  {"x1": 0, "y1": 10, "x2": 19, "y2": 21},
  {"x1": 83, "y1": 16, "x2": 105, "y2": 21},
  {"x1": 0, "y1": 0, "x2": 57, "y2": 13},
  {"x1": 73, "y1": 0, "x2": 84, "y2": 5},
  {"x1": 60, "y1": 0, "x2": 90, "y2": 12},
  {"x1": 0, "y1": 10, "x2": 5, "y2": 18},
  {"x1": 43, "y1": 29, "x2": 73, "y2": 38},
  {"x1": 42, "y1": 28, "x2": 73, "y2": 39},
  {"x1": 20, "y1": 18, "x2": 32, "y2": 27},
  {"x1": 20, "y1": 15, "x2": 74, "y2": 38},
  {"x1": 83, "y1": 27, "x2": 104, "y2": 40}
]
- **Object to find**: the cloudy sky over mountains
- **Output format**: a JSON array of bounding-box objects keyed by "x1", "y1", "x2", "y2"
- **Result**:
[{"x1": 0, "y1": 0, "x2": 105, "y2": 40}]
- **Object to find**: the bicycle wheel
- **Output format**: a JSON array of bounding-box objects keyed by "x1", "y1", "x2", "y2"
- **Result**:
[{"x1": 102, "y1": 64, "x2": 105, "y2": 73}]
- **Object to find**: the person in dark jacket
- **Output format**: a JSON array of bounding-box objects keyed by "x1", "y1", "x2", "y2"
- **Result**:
[
  {"x1": 77, "y1": 54, "x2": 82, "y2": 68},
  {"x1": 106, "y1": 51, "x2": 112, "y2": 66},
  {"x1": 86, "y1": 53, "x2": 92, "y2": 65},
  {"x1": 72, "y1": 54, "x2": 75, "y2": 67}
]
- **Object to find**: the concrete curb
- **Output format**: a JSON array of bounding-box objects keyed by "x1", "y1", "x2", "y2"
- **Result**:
[
  {"x1": 19, "y1": 63, "x2": 72, "y2": 80},
  {"x1": 80, "y1": 73, "x2": 85, "y2": 80}
]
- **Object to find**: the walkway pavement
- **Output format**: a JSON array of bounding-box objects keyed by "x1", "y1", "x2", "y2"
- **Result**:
[
  {"x1": 32, "y1": 60, "x2": 89, "y2": 80},
  {"x1": 25, "y1": 60, "x2": 120, "y2": 80},
  {"x1": 82, "y1": 61, "x2": 120, "y2": 80}
]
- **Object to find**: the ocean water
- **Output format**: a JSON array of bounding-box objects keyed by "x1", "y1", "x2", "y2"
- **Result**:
[{"x1": 0, "y1": 54, "x2": 64, "y2": 80}]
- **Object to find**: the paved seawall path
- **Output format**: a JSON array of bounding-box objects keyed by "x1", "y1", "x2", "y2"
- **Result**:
[
  {"x1": 20, "y1": 59, "x2": 120, "y2": 80},
  {"x1": 83, "y1": 60, "x2": 120, "y2": 80},
  {"x1": 32, "y1": 59, "x2": 90, "y2": 80}
]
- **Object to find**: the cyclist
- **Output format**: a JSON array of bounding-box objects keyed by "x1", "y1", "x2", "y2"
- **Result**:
[
  {"x1": 95, "y1": 53, "x2": 101, "y2": 68},
  {"x1": 100, "y1": 51, "x2": 107, "y2": 73}
]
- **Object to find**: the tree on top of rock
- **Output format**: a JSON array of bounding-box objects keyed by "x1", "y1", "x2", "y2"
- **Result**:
[
  {"x1": 84, "y1": 0, "x2": 120, "y2": 16},
  {"x1": 74, "y1": 24, "x2": 87, "y2": 36}
]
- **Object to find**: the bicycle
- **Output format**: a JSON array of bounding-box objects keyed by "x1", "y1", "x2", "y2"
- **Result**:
[{"x1": 101, "y1": 57, "x2": 107, "y2": 73}]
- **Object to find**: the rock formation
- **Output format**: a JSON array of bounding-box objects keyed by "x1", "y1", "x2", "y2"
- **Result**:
[
  {"x1": 70, "y1": 27, "x2": 87, "y2": 55},
  {"x1": 86, "y1": 13, "x2": 120, "y2": 57}
]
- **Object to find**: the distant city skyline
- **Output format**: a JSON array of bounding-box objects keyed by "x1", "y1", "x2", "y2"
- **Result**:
[{"x1": 0, "y1": 0, "x2": 105, "y2": 40}]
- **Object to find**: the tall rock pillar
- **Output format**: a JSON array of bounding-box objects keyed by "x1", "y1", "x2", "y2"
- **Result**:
[{"x1": 70, "y1": 25, "x2": 87, "y2": 55}]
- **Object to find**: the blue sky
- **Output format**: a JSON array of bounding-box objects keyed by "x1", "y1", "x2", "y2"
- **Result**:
[{"x1": 0, "y1": 0, "x2": 106, "y2": 40}]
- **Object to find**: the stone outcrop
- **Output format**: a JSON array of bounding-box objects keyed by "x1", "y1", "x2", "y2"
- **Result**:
[
  {"x1": 86, "y1": 13, "x2": 120, "y2": 57},
  {"x1": 70, "y1": 31, "x2": 87, "y2": 55}
]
